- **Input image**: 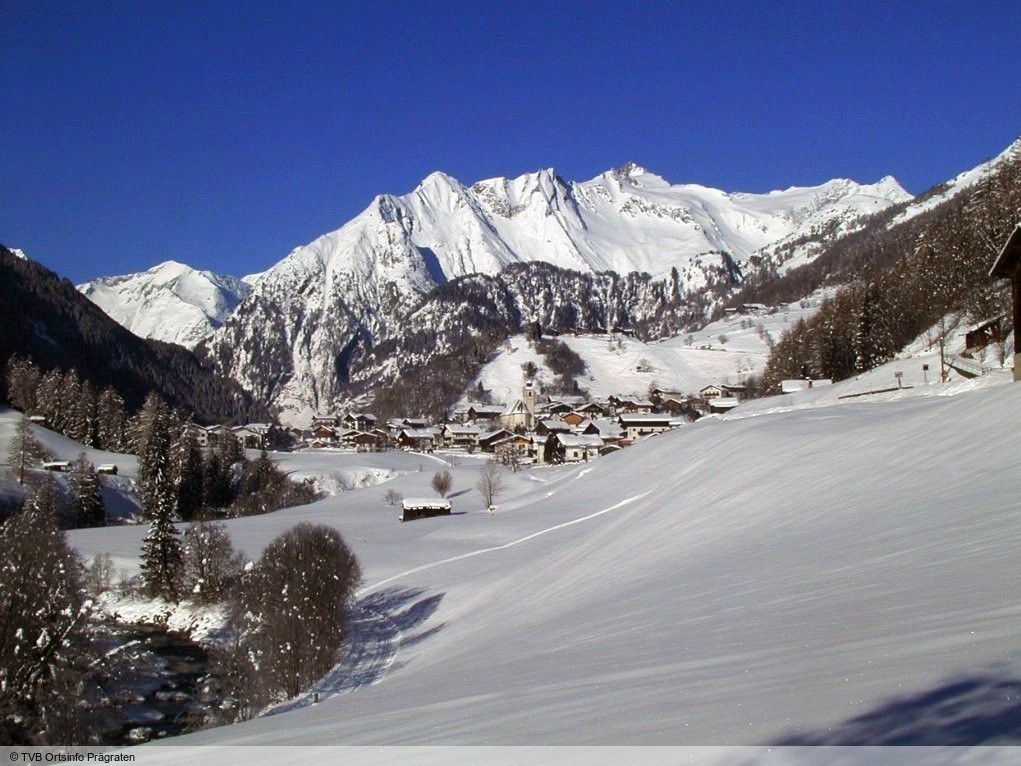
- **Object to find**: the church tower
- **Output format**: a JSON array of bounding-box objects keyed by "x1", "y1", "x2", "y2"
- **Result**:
[{"x1": 523, "y1": 380, "x2": 536, "y2": 427}]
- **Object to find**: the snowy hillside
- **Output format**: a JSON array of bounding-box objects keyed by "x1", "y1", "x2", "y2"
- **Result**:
[
  {"x1": 78, "y1": 260, "x2": 253, "y2": 349},
  {"x1": 890, "y1": 137, "x2": 1021, "y2": 226},
  {"x1": 0, "y1": 407, "x2": 141, "y2": 523},
  {"x1": 68, "y1": 379, "x2": 1021, "y2": 747},
  {"x1": 466, "y1": 293, "x2": 831, "y2": 404}
]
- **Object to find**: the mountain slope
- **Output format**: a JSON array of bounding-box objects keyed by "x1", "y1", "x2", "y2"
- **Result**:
[
  {"x1": 78, "y1": 260, "x2": 253, "y2": 349},
  {"x1": 0, "y1": 246, "x2": 266, "y2": 423},
  {"x1": 203, "y1": 166, "x2": 908, "y2": 418},
  {"x1": 70, "y1": 380, "x2": 1021, "y2": 747}
]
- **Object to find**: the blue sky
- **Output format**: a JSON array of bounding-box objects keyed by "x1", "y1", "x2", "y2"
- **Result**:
[{"x1": 2, "y1": 1, "x2": 1019, "y2": 283}]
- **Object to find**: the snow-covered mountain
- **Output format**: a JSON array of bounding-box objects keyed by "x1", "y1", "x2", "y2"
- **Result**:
[
  {"x1": 78, "y1": 260, "x2": 254, "y2": 349},
  {"x1": 203, "y1": 165, "x2": 909, "y2": 419}
]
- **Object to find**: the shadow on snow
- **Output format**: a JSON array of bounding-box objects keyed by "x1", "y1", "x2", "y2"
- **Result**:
[
  {"x1": 267, "y1": 586, "x2": 444, "y2": 715},
  {"x1": 773, "y1": 669, "x2": 1021, "y2": 745}
]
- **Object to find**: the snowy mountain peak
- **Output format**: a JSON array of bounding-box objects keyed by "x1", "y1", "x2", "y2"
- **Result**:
[{"x1": 78, "y1": 262, "x2": 252, "y2": 349}]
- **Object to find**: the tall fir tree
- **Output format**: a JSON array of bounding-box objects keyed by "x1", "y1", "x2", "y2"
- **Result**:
[
  {"x1": 172, "y1": 426, "x2": 205, "y2": 522},
  {"x1": 5, "y1": 356, "x2": 41, "y2": 413},
  {"x1": 68, "y1": 453, "x2": 105, "y2": 528},
  {"x1": 96, "y1": 387, "x2": 127, "y2": 452},
  {"x1": 138, "y1": 395, "x2": 183, "y2": 599},
  {"x1": 35, "y1": 368, "x2": 65, "y2": 432}
]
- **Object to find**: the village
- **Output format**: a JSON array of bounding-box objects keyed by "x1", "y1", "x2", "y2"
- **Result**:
[{"x1": 267, "y1": 379, "x2": 758, "y2": 466}]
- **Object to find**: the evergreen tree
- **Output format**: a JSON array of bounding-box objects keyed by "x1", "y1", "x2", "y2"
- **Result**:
[
  {"x1": 35, "y1": 368, "x2": 64, "y2": 432},
  {"x1": 138, "y1": 394, "x2": 175, "y2": 521},
  {"x1": 8, "y1": 415, "x2": 53, "y2": 485},
  {"x1": 0, "y1": 494, "x2": 93, "y2": 744},
  {"x1": 61, "y1": 369, "x2": 85, "y2": 442},
  {"x1": 95, "y1": 387, "x2": 127, "y2": 452},
  {"x1": 139, "y1": 508, "x2": 183, "y2": 602},
  {"x1": 138, "y1": 394, "x2": 183, "y2": 599},
  {"x1": 172, "y1": 427, "x2": 205, "y2": 522},
  {"x1": 68, "y1": 453, "x2": 105, "y2": 528},
  {"x1": 5, "y1": 356, "x2": 41, "y2": 413},
  {"x1": 853, "y1": 281, "x2": 896, "y2": 373}
]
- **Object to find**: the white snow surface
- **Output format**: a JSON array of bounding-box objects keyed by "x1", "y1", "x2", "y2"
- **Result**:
[
  {"x1": 890, "y1": 137, "x2": 1020, "y2": 226},
  {"x1": 467, "y1": 293, "x2": 831, "y2": 404},
  {"x1": 78, "y1": 260, "x2": 252, "y2": 348},
  {"x1": 65, "y1": 381, "x2": 1021, "y2": 747},
  {"x1": 253, "y1": 164, "x2": 909, "y2": 291}
]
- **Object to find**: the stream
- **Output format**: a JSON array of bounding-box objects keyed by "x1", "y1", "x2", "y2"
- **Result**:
[{"x1": 101, "y1": 623, "x2": 216, "y2": 745}]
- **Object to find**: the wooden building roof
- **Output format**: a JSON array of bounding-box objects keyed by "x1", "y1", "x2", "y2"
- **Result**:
[{"x1": 990, "y1": 223, "x2": 1021, "y2": 278}]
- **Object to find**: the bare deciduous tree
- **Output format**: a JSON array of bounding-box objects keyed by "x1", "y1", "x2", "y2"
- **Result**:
[
  {"x1": 182, "y1": 520, "x2": 244, "y2": 603},
  {"x1": 384, "y1": 488, "x2": 402, "y2": 506},
  {"x1": 477, "y1": 459, "x2": 503, "y2": 508},
  {"x1": 431, "y1": 470, "x2": 453, "y2": 498}
]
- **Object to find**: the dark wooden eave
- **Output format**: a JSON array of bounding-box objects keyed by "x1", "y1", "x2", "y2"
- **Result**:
[{"x1": 990, "y1": 223, "x2": 1021, "y2": 278}]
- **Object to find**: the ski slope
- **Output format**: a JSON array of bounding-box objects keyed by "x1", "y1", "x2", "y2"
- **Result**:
[{"x1": 62, "y1": 380, "x2": 1021, "y2": 749}]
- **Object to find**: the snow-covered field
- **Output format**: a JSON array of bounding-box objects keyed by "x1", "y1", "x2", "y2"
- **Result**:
[
  {"x1": 466, "y1": 293, "x2": 830, "y2": 404},
  {"x1": 56, "y1": 378, "x2": 1021, "y2": 750}
]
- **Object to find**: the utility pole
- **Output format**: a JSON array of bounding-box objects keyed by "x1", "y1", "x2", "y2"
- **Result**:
[{"x1": 939, "y1": 314, "x2": 948, "y2": 383}]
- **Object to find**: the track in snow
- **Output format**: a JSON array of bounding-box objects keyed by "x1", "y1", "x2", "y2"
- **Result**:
[{"x1": 269, "y1": 490, "x2": 653, "y2": 712}]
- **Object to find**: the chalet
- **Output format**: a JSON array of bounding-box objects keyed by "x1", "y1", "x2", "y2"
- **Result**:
[
  {"x1": 465, "y1": 405, "x2": 504, "y2": 424},
  {"x1": 535, "y1": 418, "x2": 571, "y2": 436},
  {"x1": 964, "y1": 316, "x2": 1006, "y2": 352},
  {"x1": 492, "y1": 433, "x2": 532, "y2": 462},
  {"x1": 708, "y1": 397, "x2": 740, "y2": 414},
  {"x1": 582, "y1": 419, "x2": 623, "y2": 444},
  {"x1": 618, "y1": 414, "x2": 673, "y2": 441},
  {"x1": 400, "y1": 497, "x2": 452, "y2": 522},
  {"x1": 544, "y1": 433, "x2": 604, "y2": 464},
  {"x1": 530, "y1": 434, "x2": 548, "y2": 464},
  {"x1": 478, "y1": 429, "x2": 515, "y2": 453},
  {"x1": 28, "y1": 414, "x2": 47, "y2": 425},
  {"x1": 396, "y1": 428, "x2": 438, "y2": 451},
  {"x1": 371, "y1": 428, "x2": 392, "y2": 448},
  {"x1": 188, "y1": 423, "x2": 228, "y2": 448},
  {"x1": 233, "y1": 423, "x2": 272, "y2": 450},
  {"x1": 42, "y1": 461, "x2": 71, "y2": 472},
  {"x1": 561, "y1": 411, "x2": 587, "y2": 428},
  {"x1": 337, "y1": 429, "x2": 382, "y2": 451},
  {"x1": 401, "y1": 417, "x2": 432, "y2": 430},
  {"x1": 990, "y1": 224, "x2": 1021, "y2": 381},
  {"x1": 310, "y1": 424, "x2": 338, "y2": 444},
  {"x1": 699, "y1": 384, "x2": 726, "y2": 400},
  {"x1": 574, "y1": 401, "x2": 607, "y2": 417},
  {"x1": 721, "y1": 383, "x2": 747, "y2": 400},
  {"x1": 614, "y1": 398, "x2": 654, "y2": 414},
  {"x1": 442, "y1": 424, "x2": 482, "y2": 450},
  {"x1": 96, "y1": 464, "x2": 118, "y2": 475},
  {"x1": 538, "y1": 400, "x2": 574, "y2": 416},
  {"x1": 311, "y1": 413, "x2": 341, "y2": 428},
  {"x1": 658, "y1": 396, "x2": 692, "y2": 416},
  {"x1": 342, "y1": 412, "x2": 378, "y2": 431}
]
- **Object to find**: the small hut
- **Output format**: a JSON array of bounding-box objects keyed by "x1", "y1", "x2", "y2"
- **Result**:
[
  {"x1": 400, "y1": 498, "x2": 452, "y2": 522},
  {"x1": 989, "y1": 224, "x2": 1021, "y2": 381}
]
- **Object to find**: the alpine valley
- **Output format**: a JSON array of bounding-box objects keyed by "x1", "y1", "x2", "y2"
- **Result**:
[{"x1": 69, "y1": 149, "x2": 1015, "y2": 422}]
